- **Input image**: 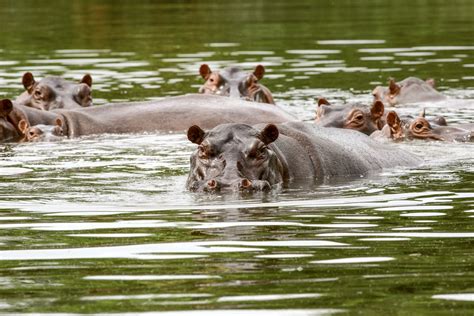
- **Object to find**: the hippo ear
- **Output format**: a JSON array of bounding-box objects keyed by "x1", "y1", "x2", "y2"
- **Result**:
[
  {"x1": 253, "y1": 65, "x2": 265, "y2": 81},
  {"x1": 22, "y1": 72, "x2": 36, "y2": 93},
  {"x1": 425, "y1": 78, "x2": 436, "y2": 88},
  {"x1": 259, "y1": 124, "x2": 279, "y2": 145},
  {"x1": 386, "y1": 111, "x2": 400, "y2": 127},
  {"x1": 388, "y1": 79, "x2": 400, "y2": 95},
  {"x1": 187, "y1": 125, "x2": 205, "y2": 144},
  {"x1": 55, "y1": 117, "x2": 63, "y2": 127},
  {"x1": 80, "y1": 74, "x2": 92, "y2": 87},
  {"x1": 317, "y1": 98, "x2": 330, "y2": 106},
  {"x1": 371, "y1": 100, "x2": 384, "y2": 119},
  {"x1": 18, "y1": 119, "x2": 30, "y2": 135},
  {"x1": 0, "y1": 99, "x2": 13, "y2": 117},
  {"x1": 199, "y1": 64, "x2": 212, "y2": 80},
  {"x1": 419, "y1": 108, "x2": 426, "y2": 118}
]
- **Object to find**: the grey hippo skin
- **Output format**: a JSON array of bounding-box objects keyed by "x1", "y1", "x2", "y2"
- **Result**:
[
  {"x1": 199, "y1": 64, "x2": 275, "y2": 104},
  {"x1": 3, "y1": 94, "x2": 296, "y2": 142},
  {"x1": 186, "y1": 121, "x2": 421, "y2": 192},
  {"x1": 15, "y1": 72, "x2": 93, "y2": 110},
  {"x1": 372, "y1": 77, "x2": 446, "y2": 106},
  {"x1": 371, "y1": 111, "x2": 472, "y2": 142},
  {"x1": 315, "y1": 98, "x2": 385, "y2": 135}
]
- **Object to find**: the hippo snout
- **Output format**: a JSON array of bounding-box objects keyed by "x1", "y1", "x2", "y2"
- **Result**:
[{"x1": 195, "y1": 178, "x2": 271, "y2": 193}]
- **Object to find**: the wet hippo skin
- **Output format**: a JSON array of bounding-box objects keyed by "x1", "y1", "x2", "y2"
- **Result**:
[
  {"x1": 186, "y1": 121, "x2": 421, "y2": 192},
  {"x1": 9, "y1": 94, "x2": 296, "y2": 140}
]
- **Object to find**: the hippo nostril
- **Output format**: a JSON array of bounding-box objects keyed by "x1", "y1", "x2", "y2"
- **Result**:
[
  {"x1": 241, "y1": 178, "x2": 252, "y2": 189},
  {"x1": 207, "y1": 179, "x2": 217, "y2": 189}
]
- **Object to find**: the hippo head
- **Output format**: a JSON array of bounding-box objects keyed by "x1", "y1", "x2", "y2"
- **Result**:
[
  {"x1": 315, "y1": 98, "x2": 384, "y2": 135},
  {"x1": 198, "y1": 64, "x2": 274, "y2": 104},
  {"x1": 16, "y1": 72, "x2": 93, "y2": 110},
  {"x1": 186, "y1": 123, "x2": 283, "y2": 192},
  {"x1": 372, "y1": 77, "x2": 441, "y2": 106},
  {"x1": 18, "y1": 117, "x2": 65, "y2": 142},
  {"x1": 0, "y1": 99, "x2": 21, "y2": 142}
]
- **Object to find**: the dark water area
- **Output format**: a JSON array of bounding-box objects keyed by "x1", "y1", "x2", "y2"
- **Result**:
[{"x1": 0, "y1": 1, "x2": 473, "y2": 315}]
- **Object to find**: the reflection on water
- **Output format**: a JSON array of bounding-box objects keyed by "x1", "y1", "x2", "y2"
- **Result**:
[{"x1": 0, "y1": 0, "x2": 474, "y2": 315}]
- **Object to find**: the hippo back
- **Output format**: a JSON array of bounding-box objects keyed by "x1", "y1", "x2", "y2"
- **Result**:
[
  {"x1": 56, "y1": 94, "x2": 296, "y2": 137},
  {"x1": 269, "y1": 122, "x2": 420, "y2": 181}
]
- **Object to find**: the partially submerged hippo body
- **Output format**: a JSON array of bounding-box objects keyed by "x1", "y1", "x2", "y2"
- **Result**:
[
  {"x1": 371, "y1": 111, "x2": 472, "y2": 142},
  {"x1": 199, "y1": 64, "x2": 275, "y2": 104},
  {"x1": 186, "y1": 121, "x2": 420, "y2": 192},
  {"x1": 3, "y1": 94, "x2": 296, "y2": 142},
  {"x1": 372, "y1": 77, "x2": 447, "y2": 106},
  {"x1": 15, "y1": 72, "x2": 93, "y2": 111},
  {"x1": 315, "y1": 98, "x2": 385, "y2": 135}
]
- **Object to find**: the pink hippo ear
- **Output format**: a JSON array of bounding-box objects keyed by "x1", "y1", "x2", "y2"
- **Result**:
[
  {"x1": 22, "y1": 72, "x2": 36, "y2": 93},
  {"x1": 317, "y1": 98, "x2": 330, "y2": 107},
  {"x1": 386, "y1": 111, "x2": 400, "y2": 127},
  {"x1": 199, "y1": 64, "x2": 212, "y2": 80},
  {"x1": 187, "y1": 125, "x2": 206, "y2": 144},
  {"x1": 0, "y1": 99, "x2": 13, "y2": 117},
  {"x1": 55, "y1": 117, "x2": 63, "y2": 127},
  {"x1": 259, "y1": 124, "x2": 279, "y2": 145},
  {"x1": 419, "y1": 108, "x2": 426, "y2": 118},
  {"x1": 388, "y1": 79, "x2": 400, "y2": 96},
  {"x1": 80, "y1": 74, "x2": 92, "y2": 87},
  {"x1": 425, "y1": 78, "x2": 436, "y2": 88},
  {"x1": 371, "y1": 100, "x2": 385, "y2": 120},
  {"x1": 253, "y1": 65, "x2": 265, "y2": 81},
  {"x1": 18, "y1": 119, "x2": 30, "y2": 135}
]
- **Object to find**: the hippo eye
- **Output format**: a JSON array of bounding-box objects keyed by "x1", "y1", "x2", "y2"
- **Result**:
[
  {"x1": 34, "y1": 90, "x2": 42, "y2": 97},
  {"x1": 355, "y1": 114, "x2": 364, "y2": 121},
  {"x1": 209, "y1": 78, "x2": 214, "y2": 83},
  {"x1": 415, "y1": 123, "x2": 424, "y2": 129},
  {"x1": 28, "y1": 131, "x2": 35, "y2": 137}
]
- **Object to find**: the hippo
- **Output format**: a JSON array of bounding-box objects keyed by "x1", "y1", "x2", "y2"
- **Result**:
[
  {"x1": 18, "y1": 118, "x2": 64, "y2": 142},
  {"x1": 315, "y1": 98, "x2": 385, "y2": 135},
  {"x1": 186, "y1": 121, "x2": 421, "y2": 192},
  {"x1": 371, "y1": 111, "x2": 472, "y2": 142},
  {"x1": 0, "y1": 99, "x2": 20, "y2": 142},
  {"x1": 199, "y1": 64, "x2": 275, "y2": 104},
  {"x1": 1, "y1": 94, "x2": 296, "y2": 143},
  {"x1": 15, "y1": 72, "x2": 93, "y2": 111},
  {"x1": 372, "y1": 77, "x2": 447, "y2": 106}
]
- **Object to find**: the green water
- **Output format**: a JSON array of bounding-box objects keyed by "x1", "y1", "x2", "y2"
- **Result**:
[{"x1": 0, "y1": 1, "x2": 473, "y2": 315}]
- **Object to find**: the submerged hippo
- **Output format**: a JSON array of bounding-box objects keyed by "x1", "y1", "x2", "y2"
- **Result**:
[
  {"x1": 199, "y1": 64, "x2": 275, "y2": 104},
  {"x1": 15, "y1": 72, "x2": 93, "y2": 111},
  {"x1": 1, "y1": 94, "x2": 296, "y2": 142},
  {"x1": 18, "y1": 118, "x2": 64, "y2": 142},
  {"x1": 372, "y1": 77, "x2": 446, "y2": 106},
  {"x1": 315, "y1": 98, "x2": 385, "y2": 135},
  {"x1": 0, "y1": 99, "x2": 20, "y2": 142},
  {"x1": 372, "y1": 111, "x2": 472, "y2": 142},
  {"x1": 186, "y1": 121, "x2": 420, "y2": 192}
]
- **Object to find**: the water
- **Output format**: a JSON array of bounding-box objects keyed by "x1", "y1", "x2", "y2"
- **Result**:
[{"x1": 0, "y1": 1, "x2": 473, "y2": 315}]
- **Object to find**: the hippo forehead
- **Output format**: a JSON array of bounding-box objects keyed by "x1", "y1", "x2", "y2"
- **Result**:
[
  {"x1": 39, "y1": 77, "x2": 74, "y2": 91},
  {"x1": 203, "y1": 124, "x2": 260, "y2": 148},
  {"x1": 220, "y1": 67, "x2": 250, "y2": 82}
]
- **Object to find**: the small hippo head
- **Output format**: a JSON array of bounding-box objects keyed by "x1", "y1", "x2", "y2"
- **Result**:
[
  {"x1": 384, "y1": 111, "x2": 470, "y2": 142},
  {"x1": 198, "y1": 64, "x2": 274, "y2": 104},
  {"x1": 315, "y1": 98, "x2": 384, "y2": 135},
  {"x1": 186, "y1": 123, "x2": 283, "y2": 192},
  {"x1": 18, "y1": 117, "x2": 65, "y2": 142},
  {"x1": 0, "y1": 99, "x2": 20, "y2": 142},
  {"x1": 372, "y1": 77, "x2": 443, "y2": 106},
  {"x1": 17, "y1": 72, "x2": 93, "y2": 111}
]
